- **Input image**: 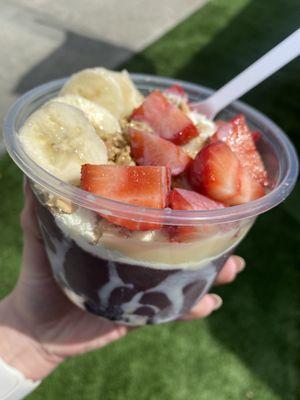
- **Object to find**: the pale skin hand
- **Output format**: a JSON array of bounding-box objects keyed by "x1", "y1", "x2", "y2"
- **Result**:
[{"x1": 0, "y1": 181, "x2": 245, "y2": 381}]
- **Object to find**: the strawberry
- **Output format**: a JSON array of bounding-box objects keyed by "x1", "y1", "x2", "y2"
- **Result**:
[
  {"x1": 212, "y1": 120, "x2": 233, "y2": 142},
  {"x1": 227, "y1": 167, "x2": 265, "y2": 205},
  {"x1": 212, "y1": 115, "x2": 268, "y2": 186},
  {"x1": 129, "y1": 127, "x2": 191, "y2": 176},
  {"x1": 130, "y1": 90, "x2": 198, "y2": 145},
  {"x1": 189, "y1": 141, "x2": 241, "y2": 204},
  {"x1": 188, "y1": 141, "x2": 265, "y2": 205},
  {"x1": 81, "y1": 165, "x2": 171, "y2": 230},
  {"x1": 230, "y1": 115, "x2": 268, "y2": 186},
  {"x1": 169, "y1": 188, "x2": 226, "y2": 211},
  {"x1": 167, "y1": 188, "x2": 225, "y2": 241}
]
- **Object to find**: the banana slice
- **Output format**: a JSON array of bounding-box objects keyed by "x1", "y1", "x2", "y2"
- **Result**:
[
  {"x1": 49, "y1": 95, "x2": 121, "y2": 138},
  {"x1": 60, "y1": 68, "x2": 124, "y2": 119},
  {"x1": 19, "y1": 102, "x2": 108, "y2": 184},
  {"x1": 60, "y1": 67, "x2": 144, "y2": 119},
  {"x1": 111, "y1": 70, "x2": 144, "y2": 117}
]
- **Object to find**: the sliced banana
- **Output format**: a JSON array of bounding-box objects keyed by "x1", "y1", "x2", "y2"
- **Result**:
[
  {"x1": 60, "y1": 67, "x2": 143, "y2": 119},
  {"x1": 60, "y1": 68, "x2": 124, "y2": 119},
  {"x1": 49, "y1": 95, "x2": 121, "y2": 138},
  {"x1": 111, "y1": 69, "x2": 144, "y2": 117},
  {"x1": 19, "y1": 102, "x2": 108, "y2": 184}
]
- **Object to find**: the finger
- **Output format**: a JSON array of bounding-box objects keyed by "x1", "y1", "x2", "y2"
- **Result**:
[
  {"x1": 214, "y1": 255, "x2": 245, "y2": 286},
  {"x1": 179, "y1": 294, "x2": 223, "y2": 321}
]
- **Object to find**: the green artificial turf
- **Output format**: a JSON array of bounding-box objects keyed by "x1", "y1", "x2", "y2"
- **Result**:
[{"x1": 1, "y1": 0, "x2": 300, "y2": 399}]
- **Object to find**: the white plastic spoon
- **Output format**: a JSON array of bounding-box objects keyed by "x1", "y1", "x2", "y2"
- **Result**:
[{"x1": 191, "y1": 28, "x2": 300, "y2": 119}]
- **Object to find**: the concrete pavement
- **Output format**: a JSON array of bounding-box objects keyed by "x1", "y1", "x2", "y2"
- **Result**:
[{"x1": 0, "y1": 0, "x2": 207, "y2": 154}]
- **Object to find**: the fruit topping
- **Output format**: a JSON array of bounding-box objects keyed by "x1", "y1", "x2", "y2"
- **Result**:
[
  {"x1": 81, "y1": 165, "x2": 171, "y2": 230},
  {"x1": 60, "y1": 67, "x2": 143, "y2": 119},
  {"x1": 18, "y1": 102, "x2": 108, "y2": 184},
  {"x1": 129, "y1": 127, "x2": 191, "y2": 175},
  {"x1": 18, "y1": 65, "x2": 271, "y2": 246},
  {"x1": 188, "y1": 141, "x2": 265, "y2": 205},
  {"x1": 167, "y1": 188, "x2": 225, "y2": 241},
  {"x1": 130, "y1": 90, "x2": 198, "y2": 145},
  {"x1": 212, "y1": 115, "x2": 268, "y2": 186},
  {"x1": 228, "y1": 166, "x2": 265, "y2": 205},
  {"x1": 49, "y1": 95, "x2": 121, "y2": 138},
  {"x1": 169, "y1": 188, "x2": 225, "y2": 211},
  {"x1": 189, "y1": 141, "x2": 240, "y2": 204}
]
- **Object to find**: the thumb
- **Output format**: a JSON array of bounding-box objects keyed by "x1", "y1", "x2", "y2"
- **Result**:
[
  {"x1": 20, "y1": 178, "x2": 51, "y2": 279},
  {"x1": 20, "y1": 178, "x2": 42, "y2": 242}
]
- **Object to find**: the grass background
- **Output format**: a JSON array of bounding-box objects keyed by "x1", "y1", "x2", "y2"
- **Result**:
[{"x1": 0, "y1": 0, "x2": 300, "y2": 399}]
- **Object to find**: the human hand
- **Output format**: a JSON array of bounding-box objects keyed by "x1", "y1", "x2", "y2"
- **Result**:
[{"x1": 0, "y1": 180, "x2": 245, "y2": 381}]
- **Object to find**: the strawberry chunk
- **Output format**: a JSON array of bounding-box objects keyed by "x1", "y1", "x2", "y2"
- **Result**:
[
  {"x1": 212, "y1": 115, "x2": 268, "y2": 186},
  {"x1": 130, "y1": 90, "x2": 198, "y2": 145},
  {"x1": 169, "y1": 188, "x2": 225, "y2": 211},
  {"x1": 167, "y1": 188, "x2": 225, "y2": 241},
  {"x1": 189, "y1": 141, "x2": 241, "y2": 204},
  {"x1": 212, "y1": 120, "x2": 233, "y2": 142},
  {"x1": 129, "y1": 127, "x2": 191, "y2": 176},
  {"x1": 81, "y1": 165, "x2": 171, "y2": 230},
  {"x1": 230, "y1": 115, "x2": 268, "y2": 186},
  {"x1": 188, "y1": 141, "x2": 265, "y2": 205},
  {"x1": 227, "y1": 167, "x2": 265, "y2": 205}
]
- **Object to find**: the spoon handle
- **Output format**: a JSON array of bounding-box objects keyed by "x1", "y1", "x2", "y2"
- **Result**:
[{"x1": 193, "y1": 28, "x2": 300, "y2": 119}]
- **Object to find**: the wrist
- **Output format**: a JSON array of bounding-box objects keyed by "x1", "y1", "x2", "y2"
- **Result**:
[{"x1": 0, "y1": 296, "x2": 63, "y2": 381}]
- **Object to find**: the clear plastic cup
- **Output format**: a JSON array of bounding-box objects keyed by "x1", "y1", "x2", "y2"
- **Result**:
[{"x1": 3, "y1": 74, "x2": 298, "y2": 326}]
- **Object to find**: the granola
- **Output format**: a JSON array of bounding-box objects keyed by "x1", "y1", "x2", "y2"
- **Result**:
[{"x1": 99, "y1": 130, "x2": 135, "y2": 166}]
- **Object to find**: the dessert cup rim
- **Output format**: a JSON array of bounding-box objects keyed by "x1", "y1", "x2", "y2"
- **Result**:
[{"x1": 3, "y1": 73, "x2": 299, "y2": 225}]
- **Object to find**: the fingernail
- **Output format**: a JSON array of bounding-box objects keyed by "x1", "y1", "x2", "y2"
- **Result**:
[
  {"x1": 210, "y1": 294, "x2": 223, "y2": 310},
  {"x1": 233, "y1": 256, "x2": 246, "y2": 273}
]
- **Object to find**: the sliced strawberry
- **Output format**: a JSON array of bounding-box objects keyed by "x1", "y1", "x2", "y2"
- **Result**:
[
  {"x1": 129, "y1": 127, "x2": 191, "y2": 176},
  {"x1": 212, "y1": 115, "x2": 268, "y2": 186},
  {"x1": 130, "y1": 90, "x2": 198, "y2": 145},
  {"x1": 169, "y1": 188, "x2": 225, "y2": 211},
  {"x1": 167, "y1": 188, "x2": 225, "y2": 241},
  {"x1": 163, "y1": 84, "x2": 189, "y2": 103},
  {"x1": 189, "y1": 141, "x2": 241, "y2": 204},
  {"x1": 81, "y1": 165, "x2": 171, "y2": 230},
  {"x1": 230, "y1": 115, "x2": 268, "y2": 186},
  {"x1": 189, "y1": 141, "x2": 265, "y2": 205},
  {"x1": 212, "y1": 120, "x2": 233, "y2": 142},
  {"x1": 227, "y1": 167, "x2": 265, "y2": 205}
]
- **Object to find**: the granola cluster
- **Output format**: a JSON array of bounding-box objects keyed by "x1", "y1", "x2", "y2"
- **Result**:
[{"x1": 99, "y1": 127, "x2": 135, "y2": 166}]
